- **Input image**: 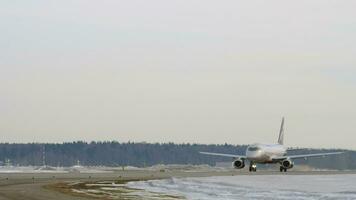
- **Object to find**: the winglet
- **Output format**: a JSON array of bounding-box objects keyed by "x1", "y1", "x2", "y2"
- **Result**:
[{"x1": 278, "y1": 117, "x2": 284, "y2": 145}]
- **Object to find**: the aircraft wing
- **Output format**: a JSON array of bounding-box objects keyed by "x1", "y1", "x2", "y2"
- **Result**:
[
  {"x1": 200, "y1": 152, "x2": 246, "y2": 159},
  {"x1": 272, "y1": 151, "x2": 344, "y2": 161}
]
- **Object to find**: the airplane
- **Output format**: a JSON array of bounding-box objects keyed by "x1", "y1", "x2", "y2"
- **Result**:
[{"x1": 200, "y1": 118, "x2": 344, "y2": 172}]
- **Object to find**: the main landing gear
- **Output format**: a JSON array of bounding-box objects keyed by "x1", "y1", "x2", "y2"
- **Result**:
[
  {"x1": 249, "y1": 163, "x2": 257, "y2": 172},
  {"x1": 280, "y1": 166, "x2": 287, "y2": 172}
]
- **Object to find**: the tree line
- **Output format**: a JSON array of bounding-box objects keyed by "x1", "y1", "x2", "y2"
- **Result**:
[{"x1": 0, "y1": 142, "x2": 354, "y2": 169}]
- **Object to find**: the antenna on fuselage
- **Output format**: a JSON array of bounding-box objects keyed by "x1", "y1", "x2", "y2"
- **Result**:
[{"x1": 278, "y1": 117, "x2": 284, "y2": 145}]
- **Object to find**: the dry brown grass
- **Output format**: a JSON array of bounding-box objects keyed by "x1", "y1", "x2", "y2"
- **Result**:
[{"x1": 44, "y1": 178, "x2": 184, "y2": 200}]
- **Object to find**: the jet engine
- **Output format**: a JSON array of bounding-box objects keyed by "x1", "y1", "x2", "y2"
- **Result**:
[
  {"x1": 281, "y1": 159, "x2": 294, "y2": 169},
  {"x1": 232, "y1": 159, "x2": 245, "y2": 169}
]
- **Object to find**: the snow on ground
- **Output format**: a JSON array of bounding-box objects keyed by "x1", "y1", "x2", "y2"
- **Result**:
[
  {"x1": 0, "y1": 166, "x2": 115, "y2": 173},
  {"x1": 128, "y1": 174, "x2": 356, "y2": 200}
]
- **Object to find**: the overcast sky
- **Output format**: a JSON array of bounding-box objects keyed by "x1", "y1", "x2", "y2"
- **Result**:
[{"x1": 1, "y1": 0, "x2": 356, "y2": 149}]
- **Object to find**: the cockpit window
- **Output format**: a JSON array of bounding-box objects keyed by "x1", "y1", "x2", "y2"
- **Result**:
[{"x1": 248, "y1": 146, "x2": 260, "y2": 151}]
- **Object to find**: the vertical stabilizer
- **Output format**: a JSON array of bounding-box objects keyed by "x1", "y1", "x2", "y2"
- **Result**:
[{"x1": 278, "y1": 117, "x2": 284, "y2": 145}]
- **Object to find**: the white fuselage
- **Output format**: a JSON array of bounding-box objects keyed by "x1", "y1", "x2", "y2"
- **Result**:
[{"x1": 246, "y1": 143, "x2": 287, "y2": 163}]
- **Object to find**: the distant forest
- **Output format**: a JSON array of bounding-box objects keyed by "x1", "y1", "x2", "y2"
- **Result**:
[{"x1": 0, "y1": 142, "x2": 354, "y2": 170}]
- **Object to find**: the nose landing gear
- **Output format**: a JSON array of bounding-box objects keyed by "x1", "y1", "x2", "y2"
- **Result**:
[{"x1": 249, "y1": 163, "x2": 257, "y2": 172}]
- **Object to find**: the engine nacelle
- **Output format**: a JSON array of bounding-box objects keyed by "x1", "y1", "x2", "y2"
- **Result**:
[
  {"x1": 281, "y1": 159, "x2": 294, "y2": 169},
  {"x1": 232, "y1": 159, "x2": 245, "y2": 169}
]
